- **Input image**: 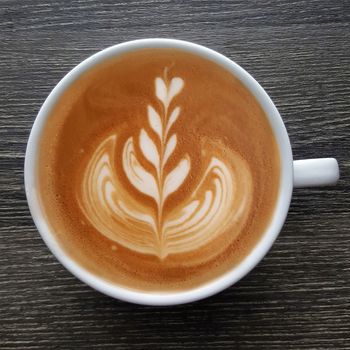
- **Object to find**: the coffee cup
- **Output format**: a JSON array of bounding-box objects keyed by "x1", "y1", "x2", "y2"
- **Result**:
[{"x1": 25, "y1": 39, "x2": 339, "y2": 305}]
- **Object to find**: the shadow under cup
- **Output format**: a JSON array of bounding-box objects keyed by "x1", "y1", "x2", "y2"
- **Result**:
[{"x1": 25, "y1": 39, "x2": 293, "y2": 305}]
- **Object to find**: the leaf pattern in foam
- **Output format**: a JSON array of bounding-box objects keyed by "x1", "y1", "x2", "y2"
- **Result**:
[
  {"x1": 155, "y1": 77, "x2": 184, "y2": 108},
  {"x1": 147, "y1": 106, "x2": 162, "y2": 139},
  {"x1": 155, "y1": 78, "x2": 167, "y2": 105},
  {"x1": 163, "y1": 134, "x2": 177, "y2": 165},
  {"x1": 165, "y1": 107, "x2": 180, "y2": 136},
  {"x1": 139, "y1": 129, "x2": 159, "y2": 170},
  {"x1": 122, "y1": 137, "x2": 159, "y2": 202},
  {"x1": 163, "y1": 155, "x2": 191, "y2": 200},
  {"x1": 78, "y1": 69, "x2": 250, "y2": 258},
  {"x1": 167, "y1": 78, "x2": 184, "y2": 104}
]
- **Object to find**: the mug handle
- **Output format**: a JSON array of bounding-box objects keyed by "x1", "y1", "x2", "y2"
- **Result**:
[{"x1": 293, "y1": 158, "x2": 339, "y2": 188}]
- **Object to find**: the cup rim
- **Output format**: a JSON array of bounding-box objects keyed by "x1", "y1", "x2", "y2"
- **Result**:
[{"x1": 25, "y1": 38, "x2": 293, "y2": 305}]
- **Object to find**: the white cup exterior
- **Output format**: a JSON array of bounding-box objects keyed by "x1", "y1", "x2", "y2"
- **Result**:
[{"x1": 25, "y1": 39, "x2": 294, "y2": 305}]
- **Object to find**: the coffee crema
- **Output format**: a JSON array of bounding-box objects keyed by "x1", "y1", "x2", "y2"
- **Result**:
[{"x1": 38, "y1": 49, "x2": 280, "y2": 291}]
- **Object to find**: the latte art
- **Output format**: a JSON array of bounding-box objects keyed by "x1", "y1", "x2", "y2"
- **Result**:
[
  {"x1": 79, "y1": 71, "x2": 253, "y2": 258},
  {"x1": 39, "y1": 49, "x2": 280, "y2": 291}
]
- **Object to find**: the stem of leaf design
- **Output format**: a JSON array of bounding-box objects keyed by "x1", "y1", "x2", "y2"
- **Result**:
[
  {"x1": 151, "y1": 70, "x2": 185, "y2": 249},
  {"x1": 157, "y1": 102, "x2": 166, "y2": 239}
]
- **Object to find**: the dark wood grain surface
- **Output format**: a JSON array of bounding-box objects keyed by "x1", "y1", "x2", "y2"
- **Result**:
[{"x1": 1, "y1": 1, "x2": 349, "y2": 349}]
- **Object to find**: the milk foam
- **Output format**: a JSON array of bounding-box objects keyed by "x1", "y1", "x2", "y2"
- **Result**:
[{"x1": 78, "y1": 71, "x2": 253, "y2": 258}]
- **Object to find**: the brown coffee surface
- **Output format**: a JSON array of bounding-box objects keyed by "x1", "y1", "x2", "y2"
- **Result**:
[{"x1": 38, "y1": 49, "x2": 280, "y2": 291}]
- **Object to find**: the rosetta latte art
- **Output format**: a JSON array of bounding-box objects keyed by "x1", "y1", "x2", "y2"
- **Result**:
[{"x1": 78, "y1": 70, "x2": 253, "y2": 258}]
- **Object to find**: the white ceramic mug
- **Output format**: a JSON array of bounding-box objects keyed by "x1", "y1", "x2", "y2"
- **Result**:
[{"x1": 25, "y1": 39, "x2": 339, "y2": 305}]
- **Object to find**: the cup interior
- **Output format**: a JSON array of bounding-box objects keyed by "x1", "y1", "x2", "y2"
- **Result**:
[{"x1": 25, "y1": 39, "x2": 293, "y2": 305}]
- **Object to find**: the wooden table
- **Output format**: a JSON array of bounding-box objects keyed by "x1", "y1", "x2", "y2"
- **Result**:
[{"x1": 1, "y1": 1, "x2": 349, "y2": 348}]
